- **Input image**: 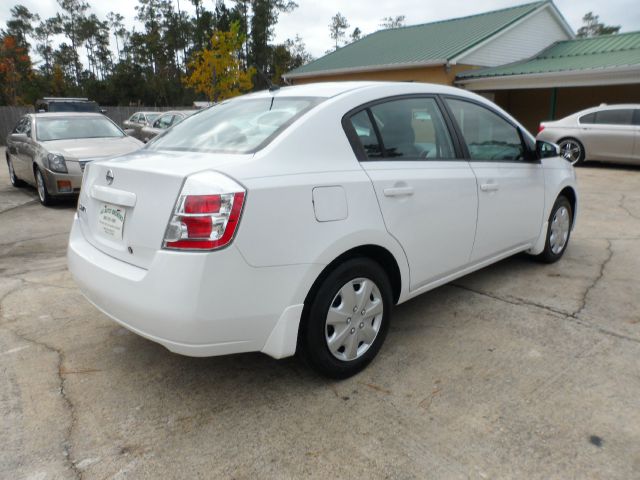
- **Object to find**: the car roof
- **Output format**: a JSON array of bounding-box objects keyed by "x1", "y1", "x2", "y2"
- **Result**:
[
  {"x1": 240, "y1": 81, "x2": 477, "y2": 100},
  {"x1": 30, "y1": 112, "x2": 107, "y2": 119},
  {"x1": 571, "y1": 104, "x2": 640, "y2": 117}
]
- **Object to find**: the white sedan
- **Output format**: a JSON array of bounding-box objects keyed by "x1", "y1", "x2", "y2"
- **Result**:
[{"x1": 68, "y1": 82, "x2": 578, "y2": 378}]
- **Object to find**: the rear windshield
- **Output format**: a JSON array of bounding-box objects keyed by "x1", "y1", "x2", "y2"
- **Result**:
[
  {"x1": 37, "y1": 117, "x2": 125, "y2": 141},
  {"x1": 47, "y1": 102, "x2": 98, "y2": 112},
  {"x1": 147, "y1": 96, "x2": 323, "y2": 154}
]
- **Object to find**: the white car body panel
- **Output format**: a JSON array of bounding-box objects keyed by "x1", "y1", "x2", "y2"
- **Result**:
[{"x1": 68, "y1": 81, "x2": 578, "y2": 360}]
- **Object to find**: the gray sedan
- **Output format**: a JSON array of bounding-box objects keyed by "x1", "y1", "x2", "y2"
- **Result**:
[
  {"x1": 5, "y1": 113, "x2": 143, "y2": 205},
  {"x1": 140, "y1": 110, "x2": 197, "y2": 143},
  {"x1": 122, "y1": 111, "x2": 161, "y2": 141},
  {"x1": 537, "y1": 104, "x2": 640, "y2": 166}
]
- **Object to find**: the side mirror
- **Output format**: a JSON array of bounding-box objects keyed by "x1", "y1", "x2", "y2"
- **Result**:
[
  {"x1": 10, "y1": 133, "x2": 28, "y2": 141},
  {"x1": 99, "y1": 108, "x2": 107, "y2": 114},
  {"x1": 123, "y1": 128, "x2": 135, "y2": 135},
  {"x1": 536, "y1": 140, "x2": 560, "y2": 159}
]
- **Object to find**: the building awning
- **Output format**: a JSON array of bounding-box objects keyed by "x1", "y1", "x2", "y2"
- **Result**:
[{"x1": 456, "y1": 31, "x2": 640, "y2": 90}]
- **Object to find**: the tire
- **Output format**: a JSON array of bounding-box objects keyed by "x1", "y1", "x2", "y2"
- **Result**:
[
  {"x1": 536, "y1": 196, "x2": 573, "y2": 264},
  {"x1": 34, "y1": 167, "x2": 54, "y2": 206},
  {"x1": 299, "y1": 257, "x2": 393, "y2": 379},
  {"x1": 6, "y1": 157, "x2": 26, "y2": 187},
  {"x1": 558, "y1": 138, "x2": 585, "y2": 166}
]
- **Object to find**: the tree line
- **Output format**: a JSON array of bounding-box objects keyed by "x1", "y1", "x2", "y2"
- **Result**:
[
  {"x1": 0, "y1": 3, "x2": 622, "y2": 108},
  {"x1": 0, "y1": 0, "x2": 313, "y2": 106}
]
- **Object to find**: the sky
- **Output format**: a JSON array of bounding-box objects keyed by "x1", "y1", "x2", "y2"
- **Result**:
[{"x1": 1, "y1": 0, "x2": 639, "y2": 61}]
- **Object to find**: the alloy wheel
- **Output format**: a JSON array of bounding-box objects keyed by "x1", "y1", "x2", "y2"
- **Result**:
[
  {"x1": 558, "y1": 140, "x2": 582, "y2": 165},
  {"x1": 325, "y1": 277, "x2": 383, "y2": 362},
  {"x1": 550, "y1": 206, "x2": 570, "y2": 254},
  {"x1": 36, "y1": 170, "x2": 46, "y2": 203},
  {"x1": 7, "y1": 159, "x2": 17, "y2": 185}
]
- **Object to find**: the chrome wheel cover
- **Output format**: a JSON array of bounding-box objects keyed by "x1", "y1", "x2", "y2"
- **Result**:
[
  {"x1": 7, "y1": 159, "x2": 16, "y2": 184},
  {"x1": 550, "y1": 206, "x2": 570, "y2": 254},
  {"x1": 36, "y1": 170, "x2": 45, "y2": 202},
  {"x1": 325, "y1": 277, "x2": 383, "y2": 362},
  {"x1": 559, "y1": 140, "x2": 582, "y2": 165}
]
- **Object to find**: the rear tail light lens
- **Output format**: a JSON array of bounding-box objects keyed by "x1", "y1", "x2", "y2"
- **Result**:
[
  {"x1": 163, "y1": 172, "x2": 246, "y2": 251},
  {"x1": 538, "y1": 124, "x2": 545, "y2": 134}
]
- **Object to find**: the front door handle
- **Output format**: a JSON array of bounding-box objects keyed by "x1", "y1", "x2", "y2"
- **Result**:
[
  {"x1": 384, "y1": 186, "x2": 414, "y2": 197},
  {"x1": 480, "y1": 183, "x2": 499, "y2": 192}
]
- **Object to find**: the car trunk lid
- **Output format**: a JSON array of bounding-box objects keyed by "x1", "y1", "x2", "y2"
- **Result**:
[{"x1": 77, "y1": 149, "x2": 254, "y2": 269}]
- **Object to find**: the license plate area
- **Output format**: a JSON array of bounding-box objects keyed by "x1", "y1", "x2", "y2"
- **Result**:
[{"x1": 97, "y1": 203, "x2": 126, "y2": 240}]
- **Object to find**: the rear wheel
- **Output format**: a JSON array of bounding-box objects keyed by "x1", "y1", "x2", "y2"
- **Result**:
[
  {"x1": 6, "y1": 157, "x2": 25, "y2": 187},
  {"x1": 300, "y1": 258, "x2": 393, "y2": 379},
  {"x1": 537, "y1": 196, "x2": 573, "y2": 263},
  {"x1": 558, "y1": 138, "x2": 585, "y2": 166},
  {"x1": 34, "y1": 167, "x2": 54, "y2": 206}
]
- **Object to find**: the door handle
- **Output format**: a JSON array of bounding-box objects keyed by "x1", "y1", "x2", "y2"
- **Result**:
[
  {"x1": 480, "y1": 183, "x2": 499, "y2": 192},
  {"x1": 383, "y1": 186, "x2": 414, "y2": 197}
]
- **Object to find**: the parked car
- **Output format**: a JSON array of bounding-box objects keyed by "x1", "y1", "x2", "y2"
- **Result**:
[
  {"x1": 67, "y1": 82, "x2": 577, "y2": 378},
  {"x1": 36, "y1": 97, "x2": 100, "y2": 113},
  {"x1": 6, "y1": 112, "x2": 143, "y2": 206},
  {"x1": 122, "y1": 111, "x2": 161, "y2": 140},
  {"x1": 538, "y1": 104, "x2": 640, "y2": 165},
  {"x1": 139, "y1": 110, "x2": 197, "y2": 143}
]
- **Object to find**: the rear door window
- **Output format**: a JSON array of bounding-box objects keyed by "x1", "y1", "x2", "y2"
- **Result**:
[
  {"x1": 347, "y1": 97, "x2": 456, "y2": 160},
  {"x1": 595, "y1": 109, "x2": 634, "y2": 125},
  {"x1": 370, "y1": 98, "x2": 455, "y2": 159},
  {"x1": 579, "y1": 112, "x2": 596, "y2": 124},
  {"x1": 348, "y1": 110, "x2": 383, "y2": 158}
]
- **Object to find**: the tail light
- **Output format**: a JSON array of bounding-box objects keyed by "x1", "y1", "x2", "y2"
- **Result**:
[
  {"x1": 538, "y1": 124, "x2": 545, "y2": 134},
  {"x1": 163, "y1": 171, "x2": 246, "y2": 251}
]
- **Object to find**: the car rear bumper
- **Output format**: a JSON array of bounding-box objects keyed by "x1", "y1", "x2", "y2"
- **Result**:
[{"x1": 67, "y1": 215, "x2": 322, "y2": 358}]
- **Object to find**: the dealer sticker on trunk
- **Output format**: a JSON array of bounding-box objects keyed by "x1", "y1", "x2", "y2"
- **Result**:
[{"x1": 98, "y1": 203, "x2": 126, "y2": 239}]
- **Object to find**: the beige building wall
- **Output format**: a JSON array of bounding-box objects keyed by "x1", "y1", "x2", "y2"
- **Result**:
[{"x1": 288, "y1": 64, "x2": 478, "y2": 86}]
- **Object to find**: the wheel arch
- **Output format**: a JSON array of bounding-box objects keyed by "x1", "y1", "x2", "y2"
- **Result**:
[{"x1": 558, "y1": 185, "x2": 577, "y2": 229}]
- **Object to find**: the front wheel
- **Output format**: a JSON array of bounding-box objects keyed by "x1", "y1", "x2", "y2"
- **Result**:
[
  {"x1": 7, "y1": 157, "x2": 25, "y2": 187},
  {"x1": 299, "y1": 258, "x2": 393, "y2": 379},
  {"x1": 34, "y1": 167, "x2": 54, "y2": 206},
  {"x1": 536, "y1": 196, "x2": 573, "y2": 263}
]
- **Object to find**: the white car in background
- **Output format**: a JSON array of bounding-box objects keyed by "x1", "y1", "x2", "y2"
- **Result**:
[
  {"x1": 68, "y1": 82, "x2": 577, "y2": 378},
  {"x1": 538, "y1": 104, "x2": 640, "y2": 166}
]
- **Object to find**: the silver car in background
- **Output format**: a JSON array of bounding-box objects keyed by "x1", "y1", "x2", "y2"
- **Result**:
[
  {"x1": 538, "y1": 104, "x2": 640, "y2": 166},
  {"x1": 5, "y1": 113, "x2": 143, "y2": 206},
  {"x1": 122, "y1": 111, "x2": 162, "y2": 141},
  {"x1": 140, "y1": 110, "x2": 197, "y2": 143}
]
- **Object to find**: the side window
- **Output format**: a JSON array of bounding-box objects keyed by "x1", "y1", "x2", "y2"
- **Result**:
[
  {"x1": 348, "y1": 110, "x2": 383, "y2": 158},
  {"x1": 13, "y1": 118, "x2": 26, "y2": 134},
  {"x1": 580, "y1": 112, "x2": 596, "y2": 124},
  {"x1": 158, "y1": 115, "x2": 175, "y2": 129},
  {"x1": 633, "y1": 110, "x2": 640, "y2": 126},
  {"x1": 446, "y1": 98, "x2": 524, "y2": 161},
  {"x1": 23, "y1": 118, "x2": 32, "y2": 138},
  {"x1": 594, "y1": 109, "x2": 633, "y2": 125},
  {"x1": 130, "y1": 113, "x2": 139, "y2": 123},
  {"x1": 370, "y1": 97, "x2": 455, "y2": 159}
]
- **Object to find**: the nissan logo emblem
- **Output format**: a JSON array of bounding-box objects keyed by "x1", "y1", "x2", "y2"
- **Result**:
[{"x1": 105, "y1": 169, "x2": 114, "y2": 185}]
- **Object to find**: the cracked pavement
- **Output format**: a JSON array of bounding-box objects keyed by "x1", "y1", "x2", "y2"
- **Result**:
[{"x1": 1, "y1": 147, "x2": 639, "y2": 479}]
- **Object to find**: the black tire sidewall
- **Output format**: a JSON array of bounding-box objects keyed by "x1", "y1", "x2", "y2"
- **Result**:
[
  {"x1": 539, "y1": 196, "x2": 573, "y2": 263},
  {"x1": 301, "y1": 257, "x2": 393, "y2": 379}
]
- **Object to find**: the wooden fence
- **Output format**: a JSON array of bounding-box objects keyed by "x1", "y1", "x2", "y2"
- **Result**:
[{"x1": 0, "y1": 106, "x2": 191, "y2": 145}]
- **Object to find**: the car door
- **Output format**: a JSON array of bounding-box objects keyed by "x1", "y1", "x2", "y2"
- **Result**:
[
  {"x1": 345, "y1": 96, "x2": 478, "y2": 291},
  {"x1": 581, "y1": 108, "x2": 635, "y2": 162},
  {"x1": 443, "y1": 97, "x2": 545, "y2": 263},
  {"x1": 21, "y1": 117, "x2": 37, "y2": 174}
]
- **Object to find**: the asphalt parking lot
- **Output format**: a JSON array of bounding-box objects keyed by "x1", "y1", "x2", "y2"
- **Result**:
[{"x1": 1, "y1": 146, "x2": 639, "y2": 479}]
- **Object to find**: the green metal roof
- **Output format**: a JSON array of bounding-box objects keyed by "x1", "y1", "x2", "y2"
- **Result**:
[
  {"x1": 286, "y1": 1, "x2": 547, "y2": 77},
  {"x1": 457, "y1": 31, "x2": 640, "y2": 79}
]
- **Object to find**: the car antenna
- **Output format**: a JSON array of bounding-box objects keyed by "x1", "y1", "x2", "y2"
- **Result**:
[{"x1": 255, "y1": 67, "x2": 280, "y2": 93}]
